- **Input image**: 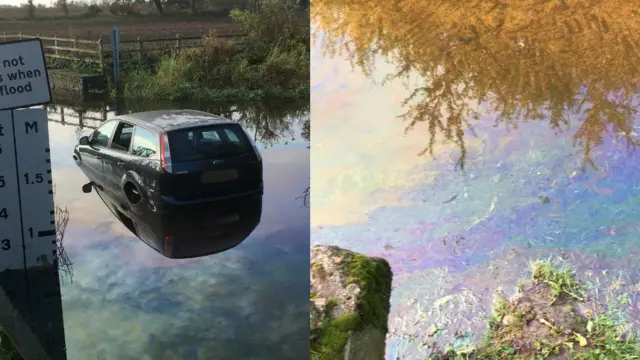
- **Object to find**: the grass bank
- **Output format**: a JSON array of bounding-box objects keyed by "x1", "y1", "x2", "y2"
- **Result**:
[
  {"x1": 430, "y1": 260, "x2": 640, "y2": 359},
  {"x1": 122, "y1": 3, "x2": 309, "y2": 102}
]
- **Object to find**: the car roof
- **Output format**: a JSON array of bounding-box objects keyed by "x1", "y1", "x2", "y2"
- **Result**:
[{"x1": 113, "y1": 109, "x2": 237, "y2": 133}]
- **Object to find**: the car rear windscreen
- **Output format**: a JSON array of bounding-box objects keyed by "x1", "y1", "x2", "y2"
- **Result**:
[{"x1": 167, "y1": 124, "x2": 254, "y2": 162}]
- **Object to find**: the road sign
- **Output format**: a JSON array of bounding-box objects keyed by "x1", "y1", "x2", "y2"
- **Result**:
[
  {"x1": 0, "y1": 38, "x2": 66, "y2": 360},
  {"x1": 0, "y1": 39, "x2": 52, "y2": 111}
]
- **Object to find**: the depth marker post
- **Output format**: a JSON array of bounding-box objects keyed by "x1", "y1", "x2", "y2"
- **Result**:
[{"x1": 0, "y1": 38, "x2": 67, "y2": 360}]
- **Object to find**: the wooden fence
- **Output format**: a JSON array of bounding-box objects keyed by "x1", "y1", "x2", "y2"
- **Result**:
[
  {"x1": 45, "y1": 103, "x2": 110, "y2": 130},
  {"x1": 0, "y1": 31, "x2": 246, "y2": 73}
]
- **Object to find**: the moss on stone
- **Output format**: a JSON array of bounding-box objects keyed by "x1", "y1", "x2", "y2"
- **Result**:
[
  {"x1": 346, "y1": 254, "x2": 393, "y2": 332},
  {"x1": 310, "y1": 247, "x2": 393, "y2": 360},
  {"x1": 326, "y1": 298, "x2": 337, "y2": 312},
  {"x1": 312, "y1": 262, "x2": 328, "y2": 281},
  {"x1": 311, "y1": 312, "x2": 360, "y2": 360},
  {"x1": 311, "y1": 291, "x2": 317, "y2": 299}
]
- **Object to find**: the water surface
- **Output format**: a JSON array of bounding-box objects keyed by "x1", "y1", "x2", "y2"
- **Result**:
[
  {"x1": 311, "y1": 2, "x2": 640, "y2": 358},
  {"x1": 48, "y1": 98, "x2": 310, "y2": 359}
]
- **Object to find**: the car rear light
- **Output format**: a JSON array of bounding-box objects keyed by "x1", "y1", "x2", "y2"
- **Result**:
[{"x1": 160, "y1": 134, "x2": 172, "y2": 173}]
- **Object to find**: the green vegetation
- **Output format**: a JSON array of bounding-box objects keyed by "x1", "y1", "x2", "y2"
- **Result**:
[
  {"x1": 430, "y1": 260, "x2": 640, "y2": 359},
  {"x1": 123, "y1": 2, "x2": 309, "y2": 102},
  {"x1": 310, "y1": 251, "x2": 392, "y2": 360},
  {"x1": 0, "y1": 328, "x2": 20, "y2": 360},
  {"x1": 312, "y1": 311, "x2": 361, "y2": 360}
]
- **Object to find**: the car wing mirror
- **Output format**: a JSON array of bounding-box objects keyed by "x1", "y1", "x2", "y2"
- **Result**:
[{"x1": 79, "y1": 136, "x2": 89, "y2": 146}]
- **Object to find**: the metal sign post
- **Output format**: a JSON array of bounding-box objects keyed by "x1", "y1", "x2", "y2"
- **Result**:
[
  {"x1": 111, "y1": 27, "x2": 121, "y2": 91},
  {"x1": 0, "y1": 38, "x2": 66, "y2": 360}
]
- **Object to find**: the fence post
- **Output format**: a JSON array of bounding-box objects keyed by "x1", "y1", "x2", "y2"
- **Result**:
[
  {"x1": 97, "y1": 38, "x2": 104, "y2": 73},
  {"x1": 18, "y1": 32, "x2": 22, "y2": 40},
  {"x1": 137, "y1": 37, "x2": 143, "y2": 60},
  {"x1": 175, "y1": 33, "x2": 181, "y2": 55},
  {"x1": 2, "y1": 32, "x2": 5, "y2": 42},
  {"x1": 36, "y1": 33, "x2": 43, "y2": 64},
  {"x1": 53, "y1": 36, "x2": 59, "y2": 56},
  {"x1": 73, "y1": 37, "x2": 77, "y2": 50}
]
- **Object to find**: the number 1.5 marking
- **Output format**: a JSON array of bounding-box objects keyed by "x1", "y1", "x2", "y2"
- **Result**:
[{"x1": 24, "y1": 173, "x2": 43, "y2": 185}]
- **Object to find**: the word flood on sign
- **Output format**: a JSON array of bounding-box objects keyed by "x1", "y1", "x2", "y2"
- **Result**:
[
  {"x1": 0, "y1": 108, "x2": 56, "y2": 270},
  {"x1": 0, "y1": 39, "x2": 52, "y2": 111}
]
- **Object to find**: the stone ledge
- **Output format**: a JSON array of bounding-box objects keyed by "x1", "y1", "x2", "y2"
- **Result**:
[{"x1": 310, "y1": 245, "x2": 392, "y2": 360}]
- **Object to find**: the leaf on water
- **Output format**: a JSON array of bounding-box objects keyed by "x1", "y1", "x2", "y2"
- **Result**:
[
  {"x1": 433, "y1": 295, "x2": 454, "y2": 307},
  {"x1": 455, "y1": 346, "x2": 475, "y2": 354},
  {"x1": 538, "y1": 317, "x2": 555, "y2": 329},
  {"x1": 574, "y1": 332, "x2": 588, "y2": 347},
  {"x1": 427, "y1": 324, "x2": 443, "y2": 337}
]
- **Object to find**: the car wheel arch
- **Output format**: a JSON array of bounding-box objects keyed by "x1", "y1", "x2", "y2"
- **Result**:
[{"x1": 120, "y1": 172, "x2": 145, "y2": 206}]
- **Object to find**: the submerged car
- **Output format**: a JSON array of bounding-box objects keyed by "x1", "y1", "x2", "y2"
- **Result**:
[
  {"x1": 73, "y1": 109, "x2": 263, "y2": 211},
  {"x1": 73, "y1": 109, "x2": 264, "y2": 258}
]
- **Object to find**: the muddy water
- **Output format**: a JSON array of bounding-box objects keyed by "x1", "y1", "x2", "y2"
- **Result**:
[
  {"x1": 47, "y1": 99, "x2": 309, "y2": 359},
  {"x1": 311, "y1": 2, "x2": 640, "y2": 359}
]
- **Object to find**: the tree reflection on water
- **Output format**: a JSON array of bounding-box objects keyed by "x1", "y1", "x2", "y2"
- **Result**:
[
  {"x1": 46, "y1": 97, "x2": 310, "y2": 149},
  {"x1": 312, "y1": 0, "x2": 640, "y2": 169}
]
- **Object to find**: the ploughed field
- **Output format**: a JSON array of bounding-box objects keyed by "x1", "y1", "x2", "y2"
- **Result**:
[{"x1": 0, "y1": 17, "x2": 242, "y2": 40}]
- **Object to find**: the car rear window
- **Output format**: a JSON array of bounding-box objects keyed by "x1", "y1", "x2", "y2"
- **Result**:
[{"x1": 167, "y1": 124, "x2": 253, "y2": 162}]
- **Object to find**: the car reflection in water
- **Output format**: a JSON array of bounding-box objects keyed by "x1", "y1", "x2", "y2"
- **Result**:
[{"x1": 95, "y1": 186, "x2": 262, "y2": 259}]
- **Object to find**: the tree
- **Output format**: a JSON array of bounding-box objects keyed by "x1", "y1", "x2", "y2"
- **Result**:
[
  {"x1": 151, "y1": 0, "x2": 164, "y2": 13},
  {"x1": 56, "y1": 0, "x2": 69, "y2": 16},
  {"x1": 86, "y1": 4, "x2": 102, "y2": 16},
  {"x1": 25, "y1": 0, "x2": 35, "y2": 18}
]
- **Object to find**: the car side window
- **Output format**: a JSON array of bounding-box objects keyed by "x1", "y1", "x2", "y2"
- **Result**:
[
  {"x1": 202, "y1": 130, "x2": 221, "y2": 142},
  {"x1": 110, "y1": 122, "x2": 134, "y2": 152},
  {"x1": 131, "y1": 126, "x2": 158, "y2": 158},
  {"x1": 224, "y1": 128, "x2": 241, "y2": 143},
  {"x1": 90, "y1": 121, "x2": 118, "y2": 148}
]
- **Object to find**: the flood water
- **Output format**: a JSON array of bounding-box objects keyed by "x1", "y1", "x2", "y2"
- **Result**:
[
  {"x1": 46, "y1": 97, "x2": 309, "y2": 359},
  {"x1": 311, "y1": 2, "x2": 640, "y2": 359}
]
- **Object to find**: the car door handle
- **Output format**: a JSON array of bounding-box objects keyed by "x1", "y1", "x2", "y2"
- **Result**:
[{"x1": 117, "y1": 161, "x2": 126, "y2": 168}]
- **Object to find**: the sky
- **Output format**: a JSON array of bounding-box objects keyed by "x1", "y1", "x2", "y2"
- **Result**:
[{"x1": 0, "y1": 0, "x2": 74, "y2": 7}]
